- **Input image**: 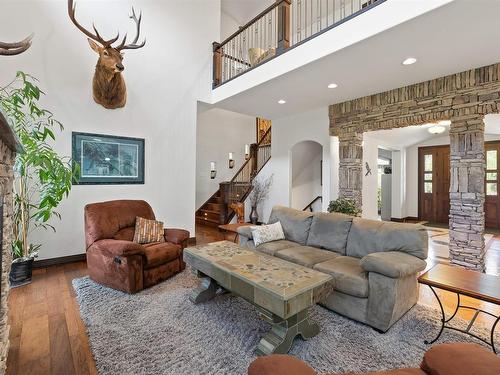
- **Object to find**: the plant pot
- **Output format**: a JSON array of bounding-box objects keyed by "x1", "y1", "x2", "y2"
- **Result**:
[
  {"x1": 250, "y1": 206, "x2": 259, "y2": 225},
  {"x1": 9, "y1": 257, "x2": 34, "y2": 288}
]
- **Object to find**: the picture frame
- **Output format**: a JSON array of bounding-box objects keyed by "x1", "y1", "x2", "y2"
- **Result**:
[{"x1": 72, "y1": 132, "x2": 145, "y2": 185}]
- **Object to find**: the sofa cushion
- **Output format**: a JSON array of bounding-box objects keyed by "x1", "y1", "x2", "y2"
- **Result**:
[
  {"x1": 314, "y1": 256, "x2": 369, "y2": 298},
  {"x1": 255, "y1": 240, "x2": 301, "y2": 256},
  {"x1": 268, "y1": 206, "x2": 313, "y2": 245},
  {"x1": 306, "y1": 212, "x2": 353, "y2": 254},
  {"x1": 275, "y1": 246, "x2": 341, "y2": 268},
  {"x1": 142, "y1": 242, "x2": 181, "y2": 269},
  {"x1": 421, "y1": 343, "x2": 500, "y2": 375},
  {"x1": 346, "y1": 218, "x2": 428, "y2": 259}
]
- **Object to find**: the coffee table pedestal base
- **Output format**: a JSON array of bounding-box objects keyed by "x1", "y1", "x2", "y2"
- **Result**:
[
  {"x1": 189, "y1": 276, "x2": 220, "y2": 304},
  {"x1": 256, "y1": 308, "x2": 319, "y2": 356}
]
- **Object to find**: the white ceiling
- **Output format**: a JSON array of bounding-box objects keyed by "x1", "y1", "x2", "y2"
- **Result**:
[
  {"x1": 215, "y1": 0, "x2": 500, "y2": 119},
  {"x1": 365, "y1": 114, "x2": 500, "y2": 149}
]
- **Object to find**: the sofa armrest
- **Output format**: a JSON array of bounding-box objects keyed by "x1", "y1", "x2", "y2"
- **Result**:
[
  {"x1": 360, "y1": 251, "x2": 426, "y2": 278},
  {"x1": 89, "y1": 239, "x2": 145, "y2": 258},
  {"x1": 164, "y1": 228, "x2": 190, "y2": 247},
  {"x1": 236, "y1": 226, "x2": 253, "y2": 239}
]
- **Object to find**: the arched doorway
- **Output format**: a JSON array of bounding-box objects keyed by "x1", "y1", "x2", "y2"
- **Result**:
[{"x1": 290, "y1": 141, "x2": 323, "y2": 212}]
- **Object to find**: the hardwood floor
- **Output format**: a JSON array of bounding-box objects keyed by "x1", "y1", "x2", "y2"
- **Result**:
[{"x1": 6, "y1": 223, "x2": 500, "y2": 375}]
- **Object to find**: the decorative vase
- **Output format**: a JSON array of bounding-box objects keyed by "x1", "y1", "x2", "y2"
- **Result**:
[
  {"x1": 9, "y1": 257, "x2": 34, "y2": 288},
  {"x1": 250, "y1": 205, "x2": 259, "y2": 224}
]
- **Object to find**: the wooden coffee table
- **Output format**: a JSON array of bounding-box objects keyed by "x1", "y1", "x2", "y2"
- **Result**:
[
  {"x1": 183, "y1": 241, "x2": 334, "y2": 355},
  {"x1": 418, "y1": 264, "x2": 500, "y2": 353}
]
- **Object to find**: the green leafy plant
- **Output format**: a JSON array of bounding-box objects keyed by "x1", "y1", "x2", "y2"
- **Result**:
[
  {"x1": 0, "y1": 72, "x2": 78, "y2": 259},
  {"x1": 328, "y1": 198, "x2": 361, "y2": 217}
]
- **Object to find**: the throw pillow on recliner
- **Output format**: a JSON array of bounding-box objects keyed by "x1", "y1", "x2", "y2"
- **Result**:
[{"x1": 133, "y1": 216, "x2": 165, "y2": 244}]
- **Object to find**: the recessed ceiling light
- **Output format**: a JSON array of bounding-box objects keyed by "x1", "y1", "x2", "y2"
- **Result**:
[
  {"x1": 438, "y1": 120, "x2": 451, "y2": 126},
  {"x1": 328, "y1": 83, "x2": 338, "y2": 89},
  {"x1": 402, "y1": 57, "x2": 417, "y2": 66},
  {"x1": 428, "y1": 125, "x2": 446, "y2": 135},
  {"x1": 278, "y1": 99, "x2": 286, "y2": 104}
]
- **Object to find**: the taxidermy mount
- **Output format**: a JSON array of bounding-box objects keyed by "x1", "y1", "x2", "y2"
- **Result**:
[
  {"x1": 68, "y1": 0, "x2": 146, "y2": 109},
  {"x1": 0, "y1": 34, "x2": 33, "y2": 56}
]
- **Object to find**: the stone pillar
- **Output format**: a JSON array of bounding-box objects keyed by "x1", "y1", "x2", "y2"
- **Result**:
[
  {"x1": 449, "y1": 115, "x2": 485, "y2": 271},
  {"x1": 0, "y1": 142, "x2": 15, "y2": 373},
  {"x1": 338, "y1": 131, "x2": 363, "y2": 211}
]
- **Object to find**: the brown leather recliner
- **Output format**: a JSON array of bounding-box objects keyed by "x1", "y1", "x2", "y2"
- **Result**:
[
  {"x1": 248, "y1": 343, "x2": 500, "y2": 375},
  {"x1": 84, "y1": 200, "x2": 190, "y2": 293}
]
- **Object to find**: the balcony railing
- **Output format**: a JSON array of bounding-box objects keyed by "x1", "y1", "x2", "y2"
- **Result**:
[{"x1": 213, "y1": 0, "x2": 384, "y2": 88}]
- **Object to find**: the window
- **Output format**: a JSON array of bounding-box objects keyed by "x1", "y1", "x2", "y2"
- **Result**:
[
  {"x1": 486, "y1": 150, "x2": 498, "y2": 196},
  {"x1": 423, "y1": 154, "x2": 433, "y2": 194}
]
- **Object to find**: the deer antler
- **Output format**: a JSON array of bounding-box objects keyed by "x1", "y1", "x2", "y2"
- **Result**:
[
  {"x1": 68, "y1": 0, "x2": 119, "y2": 47},
  {"x1": 0, "y1": 34, "x2": 33, "y2": 56},
  {"x1": 116, "y1": 7, "x2": 146, "y2": 51}
]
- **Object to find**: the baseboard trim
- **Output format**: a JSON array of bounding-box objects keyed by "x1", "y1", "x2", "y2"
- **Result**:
[
  {"x1": 33, "y1": 253, "x2": 87, "y2": 269},
  {"x1": 187, "y1": 236, "x2": 197, "y2": 246}
]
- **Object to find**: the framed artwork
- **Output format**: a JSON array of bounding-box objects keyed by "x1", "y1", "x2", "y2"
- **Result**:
[{"x1": 72, "y1": 132, "x2": 144, "y2": 185}]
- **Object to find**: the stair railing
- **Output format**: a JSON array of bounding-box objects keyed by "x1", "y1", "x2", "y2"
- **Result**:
[
  {"x1": 221, "y1": 126, "x2": 272, "y2": 223},
  {"x1": 213, "y1": 0, "x2": 383, "y2": 87},
  {"x1": 303, "y1": 196, "x2": 322, "y2": 212}
]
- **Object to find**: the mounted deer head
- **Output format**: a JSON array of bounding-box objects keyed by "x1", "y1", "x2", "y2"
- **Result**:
[
  {"x1": 68, "y1": 0, "x2": 146, "y2": 109},
  {"x1": 0, "y1": 34, "x2": 33, "y2": 56}
]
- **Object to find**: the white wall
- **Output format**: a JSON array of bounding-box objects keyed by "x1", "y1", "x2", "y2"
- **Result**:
[
  {"x1": 0, "y1": 0, "x2": 220, "y2": 260},
  {"x1": 196, "y1": 107, "x2": 255, "y2": 209},
  {"x1": 247, "y1": 107, "x2": 331, "y2": 223},
  {"x1": 291, "y1": 141, "x2": 323, "y2": 211}
]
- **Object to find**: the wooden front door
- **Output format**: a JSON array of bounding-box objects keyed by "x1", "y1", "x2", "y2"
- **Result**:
[
  {"x1": 485, "y1": 141, "x2": 500, "y2": 228},
  {"x1": 418, "y1": 145, "x2": 450, "y2": 224}
]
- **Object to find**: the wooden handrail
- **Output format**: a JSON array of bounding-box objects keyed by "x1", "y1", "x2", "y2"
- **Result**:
[
  {"x1": 303, "y1": 196, "x2": 322, "y2": 212},
  {"x1": 230, "y1": 126, "x2": 272, "y2": 183}
]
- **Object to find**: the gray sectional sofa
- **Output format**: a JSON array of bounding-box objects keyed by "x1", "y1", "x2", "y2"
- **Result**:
[{"x1": 237, "y1": 206, "x2": 428, "y2": 332}]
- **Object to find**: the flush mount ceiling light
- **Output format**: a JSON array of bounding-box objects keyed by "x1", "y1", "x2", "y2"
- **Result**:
[
  {"x1": 327, "y1": 83, "x2": 338, "y2": 89},
  {"x1": 402, "y1": 57, "x2": 417, "y2": 66},
  {"x1": 428, "y1": 125, "x2": 446, "y2": 135},
  {"x1": 278, "y1": 99, "x2": 286, "y2": 104},
  {"x1": 438, "y1": 120, "x2": 451, "y2": 126}
]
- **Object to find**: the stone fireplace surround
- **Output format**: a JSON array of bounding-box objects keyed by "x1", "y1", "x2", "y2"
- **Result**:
[
  {"x1": 0, "y1": 110, "x2": 18, "y2": 373},
  {"x1": 330, "y1": 63, "x2": 500, "y2": 272}
]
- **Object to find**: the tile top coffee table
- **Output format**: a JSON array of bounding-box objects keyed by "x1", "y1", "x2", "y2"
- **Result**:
[
  {"x1": 418, "y1": 263, "x2": 500, "y2": 353},
  {"x1": 183, "y1": 240, "x2": 334, "y2": 355}
]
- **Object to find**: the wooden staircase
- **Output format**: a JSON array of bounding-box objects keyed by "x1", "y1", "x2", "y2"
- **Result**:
[{"x1": 196, "y1": 126, "x2": 272, "y2": 227}]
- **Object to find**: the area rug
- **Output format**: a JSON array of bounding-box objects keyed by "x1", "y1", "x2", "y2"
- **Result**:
[{"x1": 72, "y1": 271, "x2": 498, "y2": 375}]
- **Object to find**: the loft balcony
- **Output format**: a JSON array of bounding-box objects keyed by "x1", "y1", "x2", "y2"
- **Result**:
[{"x1": 212, "y1": 0, "x2": 383, "y2": 89}]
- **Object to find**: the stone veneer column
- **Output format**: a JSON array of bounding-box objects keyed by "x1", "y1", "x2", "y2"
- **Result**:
[
  {"x1": 338, "y1": 132, "x2": 363, "y2": 211},
  {"x1": 0, "y1": 140, "x2": 14, "y2": 373},
  {"x1": 449, "y1": 115, "x2": 485, "y2": 271}
]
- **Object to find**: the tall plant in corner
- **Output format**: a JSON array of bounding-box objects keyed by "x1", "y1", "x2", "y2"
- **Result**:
[{"x1": 0, "y1": 72, "x2": 77, "y2": 286}]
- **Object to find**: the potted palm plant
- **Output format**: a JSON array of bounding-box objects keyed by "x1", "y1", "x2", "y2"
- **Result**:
[{"x1": 0, "y1": 72, "x2": 77, "y2": 287}]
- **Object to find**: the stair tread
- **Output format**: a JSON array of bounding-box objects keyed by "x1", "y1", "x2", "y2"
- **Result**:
[
  {"x1": 199, "y1": 209, "x2": 220, "y2": 214},
  {"x1": 195, "y1": 216, "x2": 219, "y2": 224}
]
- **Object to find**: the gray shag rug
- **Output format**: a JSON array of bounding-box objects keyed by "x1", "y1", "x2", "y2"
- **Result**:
[{"x1": 72, "y1": 270, "x2": 498, "y2": 375}]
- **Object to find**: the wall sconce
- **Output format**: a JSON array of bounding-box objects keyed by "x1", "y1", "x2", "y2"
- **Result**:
[
  {"x1": 228, "y1": 152, "x2": 235, "y2": 169},
  {"x1": 244, "y1": 144, "x2": 250, "y2": 160},
  {"x1": 210, "y1": 161, "x2": 217, "y2": 179}
]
